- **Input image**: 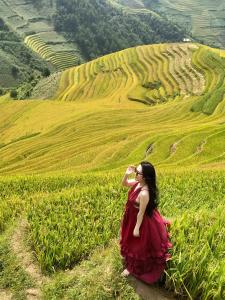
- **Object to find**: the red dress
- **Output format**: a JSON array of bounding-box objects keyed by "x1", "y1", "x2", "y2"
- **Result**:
[{"x1": 120, "y1": 182, "x2": 172, "y2": 284}]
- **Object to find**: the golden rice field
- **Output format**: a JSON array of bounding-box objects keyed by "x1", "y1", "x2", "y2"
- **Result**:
[
  {"x1": 0, "y1": 43, "x2": 224, "y2": 175},
  {"x1": 24, "y1": 34, "x2": 82, "y2": 71},
  {"x1": 0, "y1": 42, "x2": 224, "y2": 299}
]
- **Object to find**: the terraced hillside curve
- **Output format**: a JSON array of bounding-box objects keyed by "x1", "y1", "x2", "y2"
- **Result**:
[
  {"x1": 24, "y1": 33, "x2": 82, "y2": 71},
  {"x1": 55, "y1": 43, "x2": 206, "y2": 105}
]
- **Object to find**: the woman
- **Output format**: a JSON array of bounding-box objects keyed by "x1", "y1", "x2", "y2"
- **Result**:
[{"x1": 119, "y1": 161, "x2": 172, "y2": 284}]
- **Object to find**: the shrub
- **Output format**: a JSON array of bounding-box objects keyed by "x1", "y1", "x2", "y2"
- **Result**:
[
  {"x1": 42, "y1": 67, "x2": 50, "y2": 77},
  {"x1": 10, "y1": 90, "x2": 18, "y2": 99},
  {"x1": 142, "y1": 81, "x2": 162, "y2": 89},
  {"x1": 11, "y1": 66, "x2": 19, "y2": 78}
]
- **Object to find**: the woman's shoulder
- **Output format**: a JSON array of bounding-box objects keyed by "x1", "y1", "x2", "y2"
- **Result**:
[{"x1": 139, "y1": 189, "x2": 149, "y2": 199}]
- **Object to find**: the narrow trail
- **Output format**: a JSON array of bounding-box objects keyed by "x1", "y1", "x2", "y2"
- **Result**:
[
  {"x1": 128, "y1": 276, "x2": 175, "y2": 300},
  {"x1": 10, "y1": 219, "x2": 50, "y2": 300},
  {"x1": 0, "y1": 289, "x2": 12, "y2": 300}
]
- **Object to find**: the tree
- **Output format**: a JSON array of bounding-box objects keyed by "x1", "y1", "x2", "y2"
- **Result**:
[
  {"x1": 10, "y1": 90, "x2": 18, "y2": 99},
  {"x1": 11, "y1": 65, "x2": 19, "y2": 78},
  {"x1": 42, "y1": 67, "x2": 51, "y2": 77}
]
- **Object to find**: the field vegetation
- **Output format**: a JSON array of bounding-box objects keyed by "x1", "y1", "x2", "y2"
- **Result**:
[
  {"x1": 0, "y1": 171, "x2": 224, "y2": 299},
  {"x1": 0, "y1": 42, "x2": 224, "y2": 299}
]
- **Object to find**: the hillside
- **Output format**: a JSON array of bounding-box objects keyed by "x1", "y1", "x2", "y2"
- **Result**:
[
  {"x1": 0, "y1": 0, "x2": 186, "y2": 70},
  {"x1": 0, "y1": 42, "x2": 224, "y2": 300},
  {"x1": 0, "y1": 0, "x2": 84, "y2": 71},
  {"x1": 147, "y1": 0, "x2": 225, "y2": 49},
  {"x1": 0, "y1": 17, "x2": 50, "y2": 92},
  {"x1": 37, "y1": 43, "x2": 225, "y2": 116},
  {"x1": 0, "y1": 43, "x2": 225, "y2": 174},
  {"x1": 53, "y1": 0, "x2": 186, "y2": 60},
  {"x1": 0, "y1": 0, "x2": 187, "y2": 92}
]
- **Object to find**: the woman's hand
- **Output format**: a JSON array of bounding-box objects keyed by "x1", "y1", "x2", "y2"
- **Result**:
[
  {"x1": 133, "y1": 227, "x2": 140, "y2": 237},
  {"x1": 125, "y1": 165, "x2": 135, "y2": 175}
]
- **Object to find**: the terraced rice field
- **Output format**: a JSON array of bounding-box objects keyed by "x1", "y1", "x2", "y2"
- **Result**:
[
  {"x1": 0, "y1": 41, "x2": 224, "y2": 299},
  {"x1": 0, "y1": 171, "x2": 224, "y2": 299},
  {"x1": 24, "y1": 34, "x2": 82, "y2": 71},
  {"x1": 0, "y1": 47, "x2": 224, "y2": 175},
  {"x1": 55, "y1": 43, "x2": 206, "y2": 104},
  {"x1": 0, "y1": 0, "x2": 83, "y2": 70},
  {"x1": 152, "y1": 0, "x2": 225, "y2": 49},
  {"x1": 55, "y1": 43, "x2": 225, "y2": 116}
]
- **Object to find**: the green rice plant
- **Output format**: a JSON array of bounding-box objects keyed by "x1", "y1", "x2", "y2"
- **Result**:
[
  {"x1": 191, "y1": 46, "x2": 225, "y2": 114},
  {"x1": 26, "y1": 183, "x2": 125, "y2": 273},
  {"x1": 24, "y1": 35, "x2": 81, "y2": 71},
  {"x1": 166, "y1": 206, "x2": 225, "y2": 300},
  {"x1": 42, "y1": 239, "x2": 140, "y2": 300},
  {"x1": 0, "y1": 170, "x2": 224, "y2": 299}
]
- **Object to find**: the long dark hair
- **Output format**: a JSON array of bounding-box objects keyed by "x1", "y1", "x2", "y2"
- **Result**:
[{"x1": 140, "y1": 161, "x2": 159, "y2": 217}]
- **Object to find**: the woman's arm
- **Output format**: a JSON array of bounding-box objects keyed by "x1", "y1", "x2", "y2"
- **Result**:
[
  {"x1": 122, "y1": 165, "x2": 137, "y2": 187},
  {"x1": 133, "y1": 191, "x2": 149, "y2": 237}
]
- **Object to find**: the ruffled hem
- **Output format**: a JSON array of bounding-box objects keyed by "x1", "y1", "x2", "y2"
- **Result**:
[
  {"x1": 121, "y1": 251, "x2": 166, "y2": 275},
  {"x1": 120, "y1": 243, "x2": 171, "y2": 264}
]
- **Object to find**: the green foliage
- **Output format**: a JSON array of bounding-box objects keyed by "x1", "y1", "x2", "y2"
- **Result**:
[
  {"x1": 148, "y1": 0, "x2": 225, "y2": 49},
  {"x1": 53, "y1": 0, "x2": 185, "y2": 60},
  {"x1": 42, "y1": 240, "x2": 140, "y2": 300},
  {"x1": 167, "y1": 206, "x2": 225, "y2": 300},
  {"x1": 191, "y1": 47, "x2": 225, "y2": 114},
  {"x1": 0, "y1": 31, "x2": 20, "y2": 41},
  {"x1": 10, "y1": 90, "x2": 18, "y2": 99},
  {"x1": 0, "y1": 18, "x2": 8, "y2": 31},
  {"x1": 11, "y1": 65, "x2": 19, "y2": 78},
  {"x1": 26, "y1": 178, "x2": 123, "y2": 273},
  {"x1": 142, "y1": 80, "x2": 162, "y2": 89},
  {"x1": 42, "y1": 67, "x2": 51, "y2": 77},
  {"x1": 0, "y1": 18, "x2": 51, "y2": 90}
]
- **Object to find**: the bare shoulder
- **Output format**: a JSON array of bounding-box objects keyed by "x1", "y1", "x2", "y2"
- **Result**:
[{"x1": 140, "y1": 190, "x2": 149, "y2": 200}]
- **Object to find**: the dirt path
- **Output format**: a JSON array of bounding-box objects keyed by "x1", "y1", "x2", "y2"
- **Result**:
[
  {"x1": 128, "y1": 276, "x2": 175, "y2": 300},
  {"x1": 0, "y1": 289, "x2": 13, "y2": 300},
  {"x1": 10, "y1": 219, "x2": 50, "y2": 300}
]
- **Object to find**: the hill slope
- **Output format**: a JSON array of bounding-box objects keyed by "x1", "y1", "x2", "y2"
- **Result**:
[
  {"x1": 53, "y1": 0, "x2": 186, "y2": 60},
  {"x1": 0, "y1": 0, "x2": 84, "y2": 71},
  {"x1": 148, "y1": 0, "x2": 225, "y2": 49},
  {"x1": 0, "y1": 17, "x2": 50, "y2": 91},
  {"x1": 0, "y1": 44, "x2": 225, "y2": 175},
  {"x1": 39, "y1": 43, "x2": 225, "y2": 117}
]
